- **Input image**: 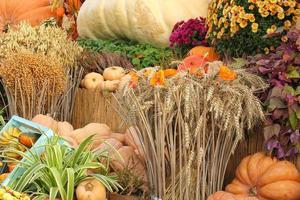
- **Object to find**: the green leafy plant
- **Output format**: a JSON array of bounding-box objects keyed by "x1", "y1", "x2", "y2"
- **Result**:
[
  {"x1": 113, "y1": 166, "x2": 144, "y2": 196},
  {"x1": 5, "y1": 135, "x2": 121, "y2": 200},
  {"x1": 77, "y1": 39, "x2": 176, "y2": 70},
  {"x1": 0, "y1": 108, "x2": 5, "y2": 130}
]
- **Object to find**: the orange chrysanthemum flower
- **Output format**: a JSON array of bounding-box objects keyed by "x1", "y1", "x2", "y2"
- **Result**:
[
  {"x1": 219, "y1": 66, "x2": 237, "y2": 81},
  {"x1": 164, "y1": 69, "x2": 178, "y2": 77},
  {"x1": 150, "y1": 70, "x2": 165, "y2": 86}
]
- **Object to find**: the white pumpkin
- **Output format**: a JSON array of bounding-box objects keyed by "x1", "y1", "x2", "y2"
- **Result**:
[{"x1": 77, "y1": 0, "x2": 209, "y2": 47}]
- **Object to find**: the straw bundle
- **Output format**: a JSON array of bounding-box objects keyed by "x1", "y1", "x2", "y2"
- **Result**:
[{"x1": 114, "y1": 64, "x2": 267, "y2": 200}]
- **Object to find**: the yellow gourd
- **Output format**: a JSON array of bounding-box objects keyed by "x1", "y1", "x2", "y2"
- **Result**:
[{"x1": 76, "y1": 178, "x2": 106, "y2": 200}]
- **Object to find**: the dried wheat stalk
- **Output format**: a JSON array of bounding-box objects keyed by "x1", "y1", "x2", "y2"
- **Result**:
[{"x1": 114, "y1": 66, "x2": 267, "y2": 200}]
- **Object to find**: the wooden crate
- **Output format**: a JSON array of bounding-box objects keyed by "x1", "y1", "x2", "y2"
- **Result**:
[{"x1": 71, "y1": 88, "x2": 126, "y2": 132}]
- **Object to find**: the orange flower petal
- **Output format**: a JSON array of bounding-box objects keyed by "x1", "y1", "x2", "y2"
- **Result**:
[
  {"x1": 150, "y1": 70, "x2": 165, "y2": 86},
  {"x1": 164, "y1": 69, "x2": 178, "y2": 77}
]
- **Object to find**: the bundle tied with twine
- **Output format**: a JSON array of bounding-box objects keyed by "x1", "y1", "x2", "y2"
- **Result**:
[
  {"x1": 0, "y1": 52, "x2": 82, "y2": 121},
  {"x1": 114, "y1": 62, "x2": 267, "y2": 200}
]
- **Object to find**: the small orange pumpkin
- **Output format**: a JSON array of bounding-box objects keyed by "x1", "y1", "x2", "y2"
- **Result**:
[
  {"x1": 188, "y1": 46, "x2": 219, "y2": 62},
  {"x1": 8, "y1": 163, "x2": 17, "y2": 172},
  {"x1": 225, "y1": 152, "x2": 300, "y2": 200},
  {"x1": 76, "y1": 178, "x2": 106, "y2": 200},
  {"x1": 0, "y1": 0, "x2": 56, "y2": 32},
  {"x1": 178, "y1": 55, "x2": 207, "y2": 75}
]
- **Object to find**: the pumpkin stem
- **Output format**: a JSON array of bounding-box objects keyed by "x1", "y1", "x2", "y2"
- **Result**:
[
  {"x1": 84, "y1": 182, "x2": 94, "y2": 191},
  {"x1": 249, "y1": 186, "x2": 257, "y2": 196}
]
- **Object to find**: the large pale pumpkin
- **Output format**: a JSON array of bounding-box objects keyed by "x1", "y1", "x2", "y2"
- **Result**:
[
  {"x1": 225, "y1": 152, "x2": 300, "y2": 200},
  {"x1": 77, "y1": 0, "x2": 209, "y2": 47},
  {"x1": 0, "y1": 0, "x2": 56, "y2": 32}
]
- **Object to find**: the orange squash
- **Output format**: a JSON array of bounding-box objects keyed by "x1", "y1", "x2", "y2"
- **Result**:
[
  {"x1": 76, "y1": 178, "x2": 106, "y2": 200},
  {"x1": 8, "y1": 163, "x2": 17, "y2": 172},
  {"x1": 72, "y1": 123, "x2": 111, "y2": 149},
  {"x1": 225, "y1": 152, "x2": 300, "y2": 200},
  {"x1": 0, "y1": 0, "x2": 56, "y2": 32},
  {"x1": 18, "y1": 134, "x2": 37, "y2": 148},
  {"x1": 188, "y1": 46, "x2": 219, "y2": 62},
  {"x1": 32, "y1": 114, "x2": 58, "y2": 133}
]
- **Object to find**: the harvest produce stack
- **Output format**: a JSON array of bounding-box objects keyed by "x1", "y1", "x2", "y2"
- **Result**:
[{"x1": 0, "y1": 0, "x2": 299, "y2": 199}]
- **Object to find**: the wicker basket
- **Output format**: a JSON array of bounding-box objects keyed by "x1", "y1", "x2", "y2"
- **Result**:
[
  {"x1": 71, "y1": 88, "x2": 126, "y2": 132},
  {"x1": 109, "y1": 193, "x2": 146, "y2": 200}
]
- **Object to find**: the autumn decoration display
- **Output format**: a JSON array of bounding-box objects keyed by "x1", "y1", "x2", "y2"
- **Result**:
[
  {"x1": 207, "y1": 0, "x2": 300, "y2": 57},
  {"x1": 0, "y1": 0, "x2": 299, "y2": 199}
]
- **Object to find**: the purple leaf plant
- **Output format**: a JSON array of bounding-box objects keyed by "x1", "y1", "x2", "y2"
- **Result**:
[{"x1": 248, "y1": 23, "x2": 300, "y2": 159}]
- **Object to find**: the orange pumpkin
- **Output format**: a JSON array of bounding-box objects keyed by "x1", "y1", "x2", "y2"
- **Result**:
[
  {"x1": 188, "y1": 46, "x2": 219, "y2": 62},
  {"x1": 178, "y1": 55, "x2": 208, "y2": 75},
  {"x1": 225, "y1": 152, "x2": 300, "y2": 200},
  {"x1": 0, "y1": 0, "x2": 56, "y2": 32}
]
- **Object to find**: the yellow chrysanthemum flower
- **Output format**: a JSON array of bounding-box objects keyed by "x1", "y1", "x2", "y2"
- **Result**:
[
  {"x1": 257, "y1": 1, "x2": 264, "y2": 8},
  {"x1": 246, "y1": 14, "x2": 255, "y2": 22},
  {"x1": 293, "y1": 16, "x2": 299, "y2": 22},
  {"x1": 261, "y1": 11, "x2": 270, "y2": 17},
  {"x1": 283, "y1": 1, "x2": 290, "y2": 7},
  {"x1": 267, "y1": 28, "x2": 274, "y2": 34},
  {"x1": 240, "y1": 20, "x2": 248, "y2": 28},
  {"x1": 271, "y1": 24, "x2": 277, "y2": 31},
  {"x1": 277, "y1": 12, "x2": 285, "y2": 20},
  {"x1": 251, "y1": 23, "x2": 259, "y2": 33},
  {"x1": 284, "y1": 20, "x2": 292, "y2": 29},
  {"x1": 276, "y1": 6, "x2": 284, "y2": 13}
]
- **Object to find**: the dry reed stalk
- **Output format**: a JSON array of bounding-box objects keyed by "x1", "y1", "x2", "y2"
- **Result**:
[{"x1": 114, "y1": 64, "x2": 267, "y2": 200}]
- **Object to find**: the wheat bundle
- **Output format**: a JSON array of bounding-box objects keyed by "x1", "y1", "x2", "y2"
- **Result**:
[{"x1": 114, "y1": 62, "x2": 267, "y2": 200}]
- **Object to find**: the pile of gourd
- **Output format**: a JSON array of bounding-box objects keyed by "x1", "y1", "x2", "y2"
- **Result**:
[
  {"x1": 31, "y1": 114, "x2": 146, "y2": 179},
  {"x1": 80, "y1": 66, "x2": 126, "y2": 92}
]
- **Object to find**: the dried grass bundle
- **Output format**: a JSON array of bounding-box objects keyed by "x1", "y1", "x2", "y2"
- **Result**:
[
  {"x1": 0, "y1": 22, "x2": 82, "y2": 68},
  {"x1": 114, "y1": 64, "x2": 267, "y2": 200},
  {"x1": 0, "y1": 52, "x2": 82, "y2": 120},
  {"x1": 0, "y1": 53, "x2": 66, "y2": 96},
  {"x1": 78, "y1": 50, "x2": 133, "y2": 76}
]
